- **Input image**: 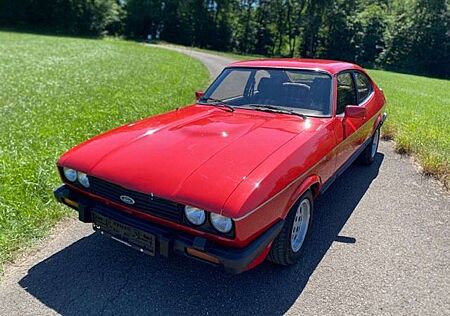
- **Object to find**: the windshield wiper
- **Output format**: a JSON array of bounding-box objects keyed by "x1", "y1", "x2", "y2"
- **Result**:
[
  {"x1": 244, "y1": 104, "x2": 307, "y2": 119},
  {"x1": 199, "y1": 97, "x2": 235, "y2": 112}
]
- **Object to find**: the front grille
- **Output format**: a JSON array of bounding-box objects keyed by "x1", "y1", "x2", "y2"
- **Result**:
[{"x1": 88, "y1": 177, "x2": 183, "y2": 222}]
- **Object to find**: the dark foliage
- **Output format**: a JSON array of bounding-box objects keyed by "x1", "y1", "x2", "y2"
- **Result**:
[
  {"x1": 0, "y1": 0, "x2": 124, "y2": 36},
  {"x1": 1, "y1": 0, "x2": 449, "y2": 77}
]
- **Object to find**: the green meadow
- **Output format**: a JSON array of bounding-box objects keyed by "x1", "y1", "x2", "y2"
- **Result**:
[
  {"x1": 0, "y1": 31, "x2": 208, "y2": 271},
  {"x1": 369, "y1": 70, "x2": 449, "y2": 185}
]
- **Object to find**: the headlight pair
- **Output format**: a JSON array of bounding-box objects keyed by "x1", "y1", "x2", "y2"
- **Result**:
[
  {"x1": 63, "y1": 167, "x2": 90, "y2": 188},
  {"x1": 184, "y1": 205, "x2": 233, "y2": 234}
]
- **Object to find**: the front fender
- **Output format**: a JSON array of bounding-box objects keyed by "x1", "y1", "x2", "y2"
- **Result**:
[{"x1": 284, "y1": 175, "x2": 321, "y2": 218}]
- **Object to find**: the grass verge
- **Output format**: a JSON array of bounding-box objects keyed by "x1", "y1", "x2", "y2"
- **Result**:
[
  {"x1": 368, "y1": 70, "x2": 450, "y2": 187},
  {"x1": 0, "y1": 31, "x2": 209, "y2": 272}
]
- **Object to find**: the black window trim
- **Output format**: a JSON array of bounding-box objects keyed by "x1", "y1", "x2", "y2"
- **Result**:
[
  {"x1": 335, "y1": 70, "x2": 357, "y2": 115},
  {"x1": 351, "y1": 70, "x2": 374, "y2": 105}
]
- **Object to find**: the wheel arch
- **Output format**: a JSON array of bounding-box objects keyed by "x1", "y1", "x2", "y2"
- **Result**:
[{"x1": 283, "y1": 174, "x2": 321, "y2": 219}]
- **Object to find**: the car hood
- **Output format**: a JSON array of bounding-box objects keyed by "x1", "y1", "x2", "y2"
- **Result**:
[{"x1": 59, "y1": 105, "x2": 308, "y2": 213}]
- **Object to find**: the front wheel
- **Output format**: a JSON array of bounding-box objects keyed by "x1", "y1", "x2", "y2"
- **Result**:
[
  {"x1": 267, "y1": 190, "x2": 313, "y2": 266},
  {"x1": 358, "y1": 127, "x2": 380, "y2": 165}
]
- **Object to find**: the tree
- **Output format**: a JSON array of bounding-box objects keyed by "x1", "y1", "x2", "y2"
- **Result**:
[
  {"x1": 379, "y1": 0, "x2": 450, "y2": 77},
  {"x1": 1, "y1": 0, "x2": 449, "y2": 78},
  {"x1": 0, "y1": 0, "x2": 124, "y2": 36},
  {"x1": 300, "y1": 0, "x2": 330, "y2": 57},
  {"x1": 125, "y1": 0, "x2": 163, "y2": 38},
  {"x1": 235, "y1": 0, "x2": 258, "y2": 53},
  {"x1": 353, "y1": 3, "x2": 386, "y2": 66},
  {"x1": 315, "y1": 0, "x2": 357, "y2": 61},
  {"x1": 254, "y1": 0, "x2": 276, "y2": 55}
]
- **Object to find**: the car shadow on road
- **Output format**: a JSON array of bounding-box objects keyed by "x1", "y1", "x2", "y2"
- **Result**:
[{"x1": 19, "y1": 154, "x2": 384, "y2": 316}]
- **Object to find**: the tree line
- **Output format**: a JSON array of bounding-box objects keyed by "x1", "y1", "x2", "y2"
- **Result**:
[{"x1": 1, "y1": 0, "x2": 449, "y2": 77}]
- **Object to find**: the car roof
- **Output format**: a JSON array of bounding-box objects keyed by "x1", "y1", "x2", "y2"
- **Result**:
[{"x1": 228, "y1": 58, "x2": 363, "y2": 75}]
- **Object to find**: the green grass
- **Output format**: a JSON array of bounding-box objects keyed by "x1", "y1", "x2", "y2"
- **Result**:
[
  {"x1": 0, "y1": 31, "x2": 209, "y2": 272},
  {"x1": 368, "y1": 70, "x2": 450, "y2": 187}
]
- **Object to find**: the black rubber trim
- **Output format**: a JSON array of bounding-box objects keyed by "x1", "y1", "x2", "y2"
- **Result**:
[
  {"x1": 378, "y1": 112, "x2": 387, "y2": 129},
  {"x1": 54, "y1": 184, "x2": 284, "y2": 274},
  {"x1": 54, "y1": 184, "x2": 93, "y2": 222}
]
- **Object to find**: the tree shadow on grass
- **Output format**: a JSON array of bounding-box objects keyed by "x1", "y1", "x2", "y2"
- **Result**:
[{"x1": 19, "y1": 154, "x2": 383, "y2": 315}]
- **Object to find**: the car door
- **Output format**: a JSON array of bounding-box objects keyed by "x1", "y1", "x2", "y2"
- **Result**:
[
  {"x1": 352, "y1": 70, "x2": 376, "y2": 143},
  {"x1": 333, "y1": 71, "x2": 376, "y2": 171},
  {"x1": 333, "y1": 72, "x2": 359, "y2": 170}
]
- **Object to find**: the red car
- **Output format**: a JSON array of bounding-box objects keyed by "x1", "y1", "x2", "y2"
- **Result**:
[{"x1": 54, "y1": 59, "x2": 386, "y2": 273}]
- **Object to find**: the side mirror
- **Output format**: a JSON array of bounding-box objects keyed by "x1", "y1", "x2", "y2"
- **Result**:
[
  {"x1": 345, "y1": 105, "x2": 366, "y2": 118},
  {"x1": 195, "y1": 91, "x2": 204, "y2": 101}
]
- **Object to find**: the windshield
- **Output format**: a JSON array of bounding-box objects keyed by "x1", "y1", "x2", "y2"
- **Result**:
[{"x1": 201, "y1": 67, "x2": 332, "y2": 116}]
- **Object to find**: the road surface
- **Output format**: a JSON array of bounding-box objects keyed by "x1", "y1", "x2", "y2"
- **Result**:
[{"x1": 0, "y1": 45, "x2": 449, "y2": 316}]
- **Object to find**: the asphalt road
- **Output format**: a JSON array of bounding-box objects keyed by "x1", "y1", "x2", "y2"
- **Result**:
[{"x1": 1, "y1": 45, "x2": 449, "y2": 316}]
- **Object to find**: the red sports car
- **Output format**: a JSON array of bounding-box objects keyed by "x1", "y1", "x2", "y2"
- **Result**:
[{"x1": 54, "y1": 59, "x2": 386, "y2": 273}]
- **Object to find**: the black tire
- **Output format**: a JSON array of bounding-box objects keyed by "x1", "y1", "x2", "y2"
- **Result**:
[
  {"x1": 358, "y1": 127, "x2": 380, "y2": 165},
  {"x1": 267, "y1": 190, "x2": 314, "y2": 266}
]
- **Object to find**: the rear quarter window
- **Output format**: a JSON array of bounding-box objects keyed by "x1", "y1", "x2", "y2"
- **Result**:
[
  {"x1": 337, "y1": 72, "x2": 357, "y2": 114},
  {"x1": 354, "y1": 72, "x2": 373, "y2": 104}
]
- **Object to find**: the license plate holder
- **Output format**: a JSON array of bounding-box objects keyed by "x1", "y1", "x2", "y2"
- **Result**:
[{"x1": 93, "y1": 212, "x2": 155, "y2": 256}]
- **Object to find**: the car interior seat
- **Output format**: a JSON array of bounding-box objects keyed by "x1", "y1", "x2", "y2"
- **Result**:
[{"x1": 255, "y1": 77, "x2": 283, "y2": 104}]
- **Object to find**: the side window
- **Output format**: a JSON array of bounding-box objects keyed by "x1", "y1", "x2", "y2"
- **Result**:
[
  {"x1": 337, "y1": 73, "x2": 357, "y2": 114},
  {"x1": 354, "y1": 72, "x2": 373, "y2": 103}
]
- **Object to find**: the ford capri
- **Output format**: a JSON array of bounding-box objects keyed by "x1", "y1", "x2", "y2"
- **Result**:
[{"x1": 54, "y1": 59, "x2": 386, "y2": 273}]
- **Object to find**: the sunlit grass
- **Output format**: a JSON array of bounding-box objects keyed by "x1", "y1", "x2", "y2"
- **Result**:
[
  {"x1": 368, "y1": 70, "x2": 450, "y2": 187},
  {"x1": 0, "y1": 31, "x2": 208, "y2": 271}
]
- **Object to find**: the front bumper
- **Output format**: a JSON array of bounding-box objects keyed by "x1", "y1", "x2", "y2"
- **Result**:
[{"x1": 54, "y1": 185, "x2": 284, "y2": 274}]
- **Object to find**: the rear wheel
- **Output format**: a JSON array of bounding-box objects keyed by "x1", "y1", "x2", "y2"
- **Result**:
[
  {"x1": 268, "y1": 190, "x2": 313, "y2": 266},
  {"x1": 358, "y1": 127, "x2": 380, "y2": 165}
]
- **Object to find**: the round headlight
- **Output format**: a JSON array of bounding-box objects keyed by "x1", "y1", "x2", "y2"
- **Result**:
[
  {"x1": 184, "y1": 205, "x2": 206, "y2": 226},
  {"x1": 63, "y1": 167, "x2": 77, "y2": 182},
  {"x1": 210, "y1": 213, "x2": 233, "y2": 233},
  {"x1": 77, "y1": 172, "x2": 90, "y2": 188}
]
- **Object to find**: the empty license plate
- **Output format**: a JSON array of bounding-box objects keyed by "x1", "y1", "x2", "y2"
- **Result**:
[{"x1": 93, "y1": 212, "x2": 155, "y2": 256}]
